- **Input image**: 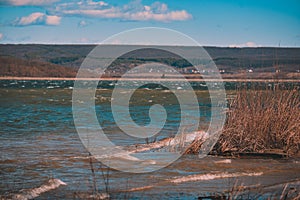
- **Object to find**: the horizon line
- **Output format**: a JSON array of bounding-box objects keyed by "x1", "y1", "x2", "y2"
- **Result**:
[{"x1": 0, "y1": 43, "x2": 299, "y2": 48}]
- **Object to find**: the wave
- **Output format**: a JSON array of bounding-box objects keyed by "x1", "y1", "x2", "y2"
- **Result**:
[
  {"x1": 73, "y1": 131, "x2": 209, "y2": 164},
  {"x1": 170, "y1": 172, "x2": 263, "y2": 183},
  {"x1": 126, "y1": 131, "x2": 208, "y2": 153},
  {"x1": 126, "y1": 172, "x2": 263, "y2": 192},
  {"x1": 214, "y1": 159, "x2": 232, "y2": 164},
  {"x1": 10, "y1": 178, "x2": 66, "y2": 200}
]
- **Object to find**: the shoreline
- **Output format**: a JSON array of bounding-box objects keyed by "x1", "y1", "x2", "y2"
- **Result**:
[{"x1": 0, "y1": 76, "x2": 299, "y2": 82}]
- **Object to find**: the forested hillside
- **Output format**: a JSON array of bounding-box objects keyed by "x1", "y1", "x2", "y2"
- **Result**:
[{"x1": 1, "y1": 44, "x2": 299, "y2": 78}]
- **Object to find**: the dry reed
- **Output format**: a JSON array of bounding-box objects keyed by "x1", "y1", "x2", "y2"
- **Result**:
[{"x1": 214, "y1": 85, "x2": 300, "y2": 156}]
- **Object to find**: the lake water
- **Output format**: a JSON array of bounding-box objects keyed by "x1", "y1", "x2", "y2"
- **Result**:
[{"x1": 0, "y1": 80, "x2": 299, "y2": 199}]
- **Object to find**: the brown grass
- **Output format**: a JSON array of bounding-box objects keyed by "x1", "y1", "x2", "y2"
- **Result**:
[{"x1": 214, "y1": 85, "x2": 300, "y2": 156}]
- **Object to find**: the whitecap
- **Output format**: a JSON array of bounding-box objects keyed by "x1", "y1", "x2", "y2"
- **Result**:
[
  {"x1": 170, "y1": 172, "x2": 263, "y2": 183},
  {"x1": 214, "y1": 159, "x2": 232, "y2": 164},
  {"x1": 11, "y1": 178, "x2": 67, "y2": 200}
]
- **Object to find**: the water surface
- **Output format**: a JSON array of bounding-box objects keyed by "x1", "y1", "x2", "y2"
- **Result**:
[{"x1": 0, "y1": 80, "x2": 299, "y2": 199}]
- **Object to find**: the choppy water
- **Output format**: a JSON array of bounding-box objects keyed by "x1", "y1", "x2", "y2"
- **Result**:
[{"x1": 0, "y1": 80, "x2": 299, "y2": 199}]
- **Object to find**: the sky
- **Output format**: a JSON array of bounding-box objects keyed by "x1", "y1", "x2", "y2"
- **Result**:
[{"x1": 0, "y1": 0, "x2": 299, "y2": 47}]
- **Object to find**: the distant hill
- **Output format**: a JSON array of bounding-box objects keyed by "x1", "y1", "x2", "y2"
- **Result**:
[
  {"x1": 0, "y1": 55, "x2": 77, "y2": 77},
  {"x1": 0, "y1": 44, "x2": 299, "y2": 79}
]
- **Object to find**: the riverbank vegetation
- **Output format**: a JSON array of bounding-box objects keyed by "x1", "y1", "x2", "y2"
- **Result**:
[{"x1": 213, "y1": 85, "x2": 300, "y2": 157}]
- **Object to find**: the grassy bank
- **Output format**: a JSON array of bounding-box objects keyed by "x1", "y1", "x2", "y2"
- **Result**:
[{"x1": 213, "y1": 85, "x2": 300, "y2": 157}]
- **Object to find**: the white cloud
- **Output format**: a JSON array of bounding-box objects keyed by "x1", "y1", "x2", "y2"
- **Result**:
[
  {"x1": 78, "y1": 20, "x2": 90, "y2": 27},
  {"x1": 128, "y1": 10, "x2": 191, "y2": 21},
  {"x1": 229, "y1": 41, "x2": 261, "y2": 48},
  {"x1": 16, "y1": 12, "x2": 45, "y2": 26},
  {"x1": 8, "y1": 0, "x2": 191, "y2": 28},
  {"x1": 14, "y1": 12, "x2": 61, "y2": 26},
  {"x1": 53, "y1": 0, "x2": 192, "y2": 22},
  {"x1": 86, "y1": 0, "x2": 108, "y2": 6},
  {"x1": 45, "y1": 15, "x2": 61, "y2": 25},
  {"x1": 4, "y1": 0, "x2": 59, "y2": 6},
  {"x1": 0, "y1": 33, "x2": 3, "y2": 40},
  {"x1": 78, "y1": 37, "x2": 89, "y2": 43}
]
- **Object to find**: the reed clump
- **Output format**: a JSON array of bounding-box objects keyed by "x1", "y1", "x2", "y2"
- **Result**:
[{"x1": 214, "y1": 85, "x2": 300, "y2": 156}]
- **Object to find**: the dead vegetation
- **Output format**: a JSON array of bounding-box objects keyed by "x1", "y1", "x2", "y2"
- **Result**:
[
  {"x1": 0, "y1": 56, "x2": 78, "y2": 77},
  {"x1": 213, "y1": 85, "x2": 300, "y2": 156}
]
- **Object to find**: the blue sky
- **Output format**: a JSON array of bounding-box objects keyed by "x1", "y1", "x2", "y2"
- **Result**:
[{"x1": 0, "y1": 0, "x2": 299, "y2": 47}]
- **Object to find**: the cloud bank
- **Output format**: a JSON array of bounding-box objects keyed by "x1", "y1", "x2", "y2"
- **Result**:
[
  {"x1": 229, "y1": 41, "x2": 261, "y2": 48},
  {"x1": 14, "y1": 12, "x2": 61, "y2": 26},
  {"x1": 54, "y1": 0, "x2": 191, "y2": 22},
  {"x1": 10, "y1": 0, "x2": 192, "y2": 27},
  {"x1": 3, "y1": 0, "x2": 59, "y2": 6}
]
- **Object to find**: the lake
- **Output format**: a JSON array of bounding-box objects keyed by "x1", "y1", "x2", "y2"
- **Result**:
[{"x1": 0, "y1": 80, "x2": 299, "y2": 199}]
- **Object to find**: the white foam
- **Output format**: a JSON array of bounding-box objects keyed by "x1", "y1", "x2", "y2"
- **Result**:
[
  {"x1": 12, "y1": 178, "x2": 67, "y2": 200},
  {"x1": 168, "y1": 131, "x2": 208, "y2": 146},
  {"x1": 120, "y1": 91, "x2": 129, "y2": 94},
  {"x1": 88, "y1": 193, "x2": 110, "y2": 199},
  {"x1": 109, "y1": 152, "x2": 156, "y2": 164},
  {"x1": 71, "y1": 156, "x2": 91, "y2": 159},
  {"x1": 114, "y1": 152, "x2": 141, "y2": 161},
  {"x1": 128, "y1": 131, "x2": 208, "y2": 154},
  {"x1": 84, "y1": 131, "x2": 209, "y2": 164},
  {"x1": 95, "y1": 151, "x2": 141, "y2": 161},
  {"x1": 170, "y1": 172, "x2": 263, "y2": 183},
  {"x1": 214, "y1": 159, "x2": 232, "y2": 164},
  {"x1": 126, "y1": 172, "x2": 263, "y2": 192}
]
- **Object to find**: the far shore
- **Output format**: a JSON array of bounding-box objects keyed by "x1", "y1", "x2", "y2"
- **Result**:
[{"x1": 0, "y1": 76, "x2": 299, "y2": 82}]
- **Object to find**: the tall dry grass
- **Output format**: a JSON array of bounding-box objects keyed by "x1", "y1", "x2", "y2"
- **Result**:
[{"x1": 214, "y1": 85, "x2": 300, "y2": 156}]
